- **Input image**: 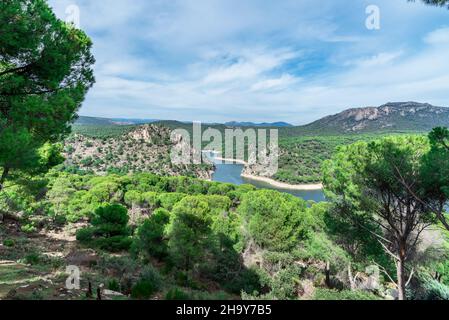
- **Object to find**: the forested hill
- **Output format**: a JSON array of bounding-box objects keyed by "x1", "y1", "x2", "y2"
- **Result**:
[
  {"x1": 284, "y1": 102, "x2": 449, "y2": 136},
  {"x1": 64, "y1": 125, "x2": 213, "y2": 179},
  {"x1": 75, "y1": 116, "x2": 158, "y2": 126}
]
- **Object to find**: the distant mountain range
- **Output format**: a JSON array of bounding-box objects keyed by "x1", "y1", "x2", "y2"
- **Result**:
[
  {"x1": 224, "y1": 121, "x2": 293, "y2": 127},
  {"x1": 75, "y1": 116, "x2": 159, "y2": 126},
  {"x1": 75, "y1": 102, "x2": 449, "y2": 135},
  {"x1": 75, "y1": 116, "x2": 294, "y2": 128},
  {"x1": 294, "y1": 102, "x2": 449, "y2": 135}
]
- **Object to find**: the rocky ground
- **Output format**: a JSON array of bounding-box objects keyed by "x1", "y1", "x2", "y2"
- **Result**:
[{"x1": 0, "y1": 216, "x2": 127, "y2": 300}]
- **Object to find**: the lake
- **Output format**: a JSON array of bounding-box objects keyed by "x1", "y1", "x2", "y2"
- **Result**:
[{"x1": 207, "y1": 153, "x2": 326, "y2": 202}]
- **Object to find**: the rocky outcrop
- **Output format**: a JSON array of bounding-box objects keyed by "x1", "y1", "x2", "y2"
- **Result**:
[
  {"x1": 302, "y1": 102, "x2": 449, "y2": 133},
  {"x1": 63, "y1": 124, "x2": 213, "y2": 179}
]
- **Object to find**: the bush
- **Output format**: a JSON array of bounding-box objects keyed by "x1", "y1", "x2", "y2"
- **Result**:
[
  {"x1": 76, "y1": 227, "x2": 95, "y2": 242},
  {"x1": 142, "y1": 192, "x2": 160, "y2": 209},
  {"x1": 314, "y1": 288, "x2": 380, "y2": 300},
  {"x1": 411, "y1": 275, "x2": 449, "y2": 300},
  {"x1": 131, "y1": 280, "x2": 156, "y2": 299},
  {"x1": 165, "y1": 287, "x2": 191, "y2": 300},
  {"x1": 108, "y1": 279, "x2": 120, "y2": 292},
  {"x1": 21, "y1": 223, "x2": 37, "y2": 234},
  {"x1": 94, "y1": 235, "x2": 132, "y2": 252},
  {"x1": 238, "y1": 190, "x2": 308, "y2": 251},
  {"x1": 76, "y1": 204, "x2": 131, "y2": 252},
  {"x1": 422, "y1": 278, "x2": 449, "y2": 300},
  {"x1": 134, "y1": 208, "x2": 170, "y2": 260},
  {"x1": 131, "y1": 265, "x2": 163, "y2": 299},
  {"x1": 158, "y1": 193, "x2": 186, "y2": 211},
  {"x1": 3, "y1": 239, "x2": 15, "y2": 247},
  {"x1": 24, "y1": 252, "x2": 42, "y2": 265}
]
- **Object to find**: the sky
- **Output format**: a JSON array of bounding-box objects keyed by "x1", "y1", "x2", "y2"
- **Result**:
[{"x1": 48, "y1": 0, "x2": 449, "y2": 125}]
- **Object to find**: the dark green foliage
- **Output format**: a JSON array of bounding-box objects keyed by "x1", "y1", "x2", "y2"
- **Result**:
[
  {"x1": 71, "y1": 124, "x2": 138, "y2": 138},
  {"x1": 420, "y1": 127, "x2": 449, "y2": 230},
  {"x1": 323, "y1": 135, "x2": 436, "y2": 299},
  {"x1": 418, "y1": 277, "x2": 449, "y2": 300},
  {"x1": 314, "y1": 288, "x2": 380, "y2": 300},
  {"x1": 107, "y1": 279, "x2": 120, "y2": 292},
  {"x1": 76, "y1": 204, "x2": 131, "y2": 252},
  {"x1": 134, "y1": 208, "x2": 170, "y2": 260},
  {"x1": 158, "y1": 193, "x2": 187, "y2": 211},
  {"x1": 239, "y1": 190, "x2": 308, "y2": 251},
  {"x1": 167, "y1": 197, "x2": 215, "y2": 272},
  {"x1": 131, "y1": 265, "x2": 163, "y2": 299},
  {"x1": 0, "y1": 0, "x2": 95, "y2": 189},
  {"x1": 409, "y1": 0, "x2": 449, "y2": 9},
  {"x1": 165, "y1": 287, "x2": 191, "y2": 300},
  {"x1": 23, "y1": 252, "x2": 41, "y2": 265},
  {"x1": 3, "y1": 239, "x2": 15, "y2": 247}
]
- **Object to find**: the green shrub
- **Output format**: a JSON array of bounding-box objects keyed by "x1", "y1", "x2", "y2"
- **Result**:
[
  {"x1": 131, "y1": 280, "x2": 155, "y2": 299},
  {"x1": 24, "y1": 252, "x2": 41, "y2": 265},
  {"x1": 134, "y1": 208, "x2": 170, "y2": 260},
  {"x1": 108, "y1": 279, "x2": 121, "y2": 292},
  {"x1": 3, "y1": 239, "x2": 15, "y2": 247},
  {"x1": 165, "y1": 287, "x2": 191, "y2": 300},
  {"x1": 412, "y1": 276, "x2": 449, "y2": 300},
  {"x1": 422, "y1": 279, "x2": 449, "y2": 300},
  {"x1": 314, "y1": 288, "x2": 380, "y2": 300},
  {"x1": 131, "y1": 265, "x2": 163, "y2": 299},
  {"x1": 142, "y1": 192, "x2": 160, "y2": 209},
  {"x1": 158, "y1": 193, "x2": 186, "y2": 211},
  {"x1": 53, "y1": 214, "x2": 67, "y2": 226},
  {"x1": 238, "y1": 190, "x2": 308, "y2": 251},
  {"x1": 76, "y1": 204, "x2": 131, "y2": 252},
  {"x1": 94, "y1": 235, "x2": 132, "y2": 252},
  {"x1": 76, "y1": 227, "x2": 95, "y2": 243},
  {"x1": 21, "y1": 223, "x2": 37, "y2": 234}
]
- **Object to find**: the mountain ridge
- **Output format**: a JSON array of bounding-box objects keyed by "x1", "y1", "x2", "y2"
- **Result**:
[
  {"x1": 75, "y1": 101, "x2": 449, "y2": 135},
  {"x1": 296, "y1": 101, "x2": 449, "y2": 134}
]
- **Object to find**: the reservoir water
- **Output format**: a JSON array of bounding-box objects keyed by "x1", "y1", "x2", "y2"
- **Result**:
[{"x1": 207, "y1": 153, "x2": 326, "y2": 203}]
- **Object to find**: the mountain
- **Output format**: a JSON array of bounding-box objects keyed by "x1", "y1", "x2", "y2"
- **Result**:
[
  {"x1": 75, "y1": 116, "x2": 118, "y2": 126},
  {"x1": 110, "y1": 118, "x2": 159, "y2": 125},
  {"x1": 287, "y1": 102, "x2": 449, "y2": 135},
  {"x1": 225, "y1": 121, "x2": 293, "y2": 127},
  {"x1": 76, "y1": 101, "x2": 449, "y2": 136},
  {"x1": 75, "y1": 116, "x2": 158, "y2": 126}
]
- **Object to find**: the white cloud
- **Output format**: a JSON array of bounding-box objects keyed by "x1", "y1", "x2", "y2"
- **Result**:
[
  {"x1": 46, "y1": 0, "x2": 449, "y2": 124},
  {"x1": 251, "y1": 74, "x2": 299, "y2": 91},
  {"x1": 202, "y1": 48, "x2": 298, "y2": 84},
  {"x1": 424, "y1": 27, "x2": 449, "y2": 45},
  {"x1": 348, "y1": 51, "x2": 404, "y2": 68}
]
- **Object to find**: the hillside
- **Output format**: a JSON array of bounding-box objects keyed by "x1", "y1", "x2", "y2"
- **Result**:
[
  {"x1": 288, "y1": 102, "x2": 449, "y2": 135},
  {"x1": 225, "y1": 121, "x2": 293, "y2": 127},
  {"x1": 68, "y1": 102, "x2": 448, "y2": 184},
  {"x1": 64, "y1": 124, "x2": 213, "y2": 179},
  {"x1": 75, "y1": 116, "x2": 120, "y2": 126},
  {"x1": 75, "y1": 116, "x2": 158, "y2": 126}
]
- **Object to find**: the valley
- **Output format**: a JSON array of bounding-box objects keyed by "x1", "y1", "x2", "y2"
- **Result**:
[
  {"x1": 69, "y1": 102, "x2": 444, "y2": 185},
  {"x1": 2, "y1": 0, "x2": 449, "y2": 304}
]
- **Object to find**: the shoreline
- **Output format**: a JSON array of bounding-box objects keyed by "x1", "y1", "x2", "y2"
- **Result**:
[
  {"x1": 241, "y1": 174, "x2": 323, "y2": 191},
  {"x1": 212, "y1": 156, "x2": 323, "y2": 191},
  {"x1": 213, "y1": 156, "x2": 247, "y2": 165}
]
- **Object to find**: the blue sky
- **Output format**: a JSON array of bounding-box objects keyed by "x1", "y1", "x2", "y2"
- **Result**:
[{"x1": 48, "y1": 0, "x2": 449, "y2": 125}]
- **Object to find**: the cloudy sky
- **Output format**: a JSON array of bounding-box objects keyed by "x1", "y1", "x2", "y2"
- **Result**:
[{"x1": 48, "y1": 0, "x2": 449, "y2": 125}]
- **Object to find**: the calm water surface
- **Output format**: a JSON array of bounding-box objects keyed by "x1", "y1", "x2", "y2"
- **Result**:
[{"x1": 208, "y1": 153, "x2": 326, "y2": 202}]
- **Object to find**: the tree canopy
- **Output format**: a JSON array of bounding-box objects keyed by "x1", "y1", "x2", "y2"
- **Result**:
[
  {"x1": 0, "y1": 0, "x2": 95, "y2": 189},
  {"x1": 413, "y1": 0, "x2": 449, "y2": 8},
  {"x1": 323, "y1": 136, "x2": 435, "y2": 300}
]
